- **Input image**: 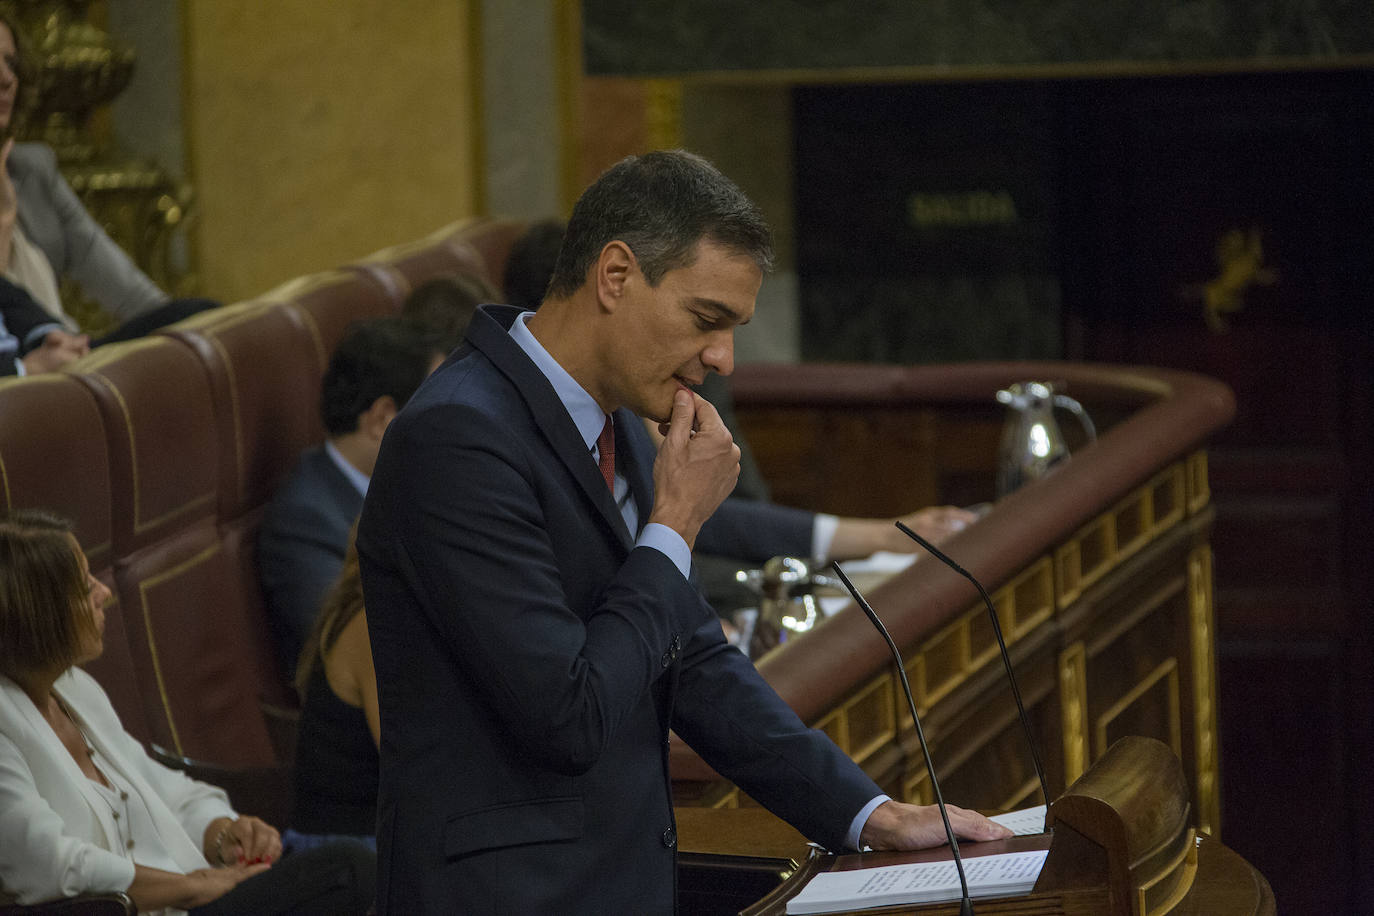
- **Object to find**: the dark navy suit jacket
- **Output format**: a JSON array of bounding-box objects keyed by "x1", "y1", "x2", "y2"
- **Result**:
[
  {"x1": 698, "y1": 497, "x2": 813, "y2": 562},
  {"x1": 357, "y1": 305, "x2": 881, "y2": 914},
  {"x1": 257, "y1": 445, "x2": 363, "y2": 677}
]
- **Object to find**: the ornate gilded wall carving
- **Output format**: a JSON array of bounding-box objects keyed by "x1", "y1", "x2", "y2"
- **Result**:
[{"x1": 7, "y1": 0, "x2": 191, "y2": 333}]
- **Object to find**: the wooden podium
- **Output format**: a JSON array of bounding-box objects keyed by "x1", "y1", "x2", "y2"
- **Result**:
[{"x1": 678, "y1": 737, "x2": 1273, "y2": 916}]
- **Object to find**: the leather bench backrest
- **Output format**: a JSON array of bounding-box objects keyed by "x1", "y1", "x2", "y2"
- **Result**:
[
  {"x1": 452, "y1": 217, "x2": 528, "y2": 290},
  {"x1": 0, "y1": 373, "x2": 148, "y2": 740},
  {"x1": 163, "y1": 302, "x2": 321, "y2": 520},
  {"x1": 74, "y1": 338, "x2": 218, "y2": 556},
  {"x1": 0, "y1": 373, "x2": 113, "y2": 567},
  {"x1": 71, "y1": 337, "x2": 276, "y2": 766},
  {"x1": 353, "y1": 216, "x2": 493, "y2": 302},
  {"x1": 263, "y1": 268, "x2": 402, "y2": 377},
  {"x1": 2, "y1": 221, "x2": 531, "y2": 769}
]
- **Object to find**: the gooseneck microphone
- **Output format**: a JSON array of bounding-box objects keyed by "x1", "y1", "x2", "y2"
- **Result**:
[
  {"x1": 831, "y1": 562, "x2": 975, "y2": 916},
  {"x1": 895, "y1": 520, "x2": 1050, "y2": 809}
]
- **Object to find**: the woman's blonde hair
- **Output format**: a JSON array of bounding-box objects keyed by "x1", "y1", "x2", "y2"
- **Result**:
[
  {"x1": 0, "y1": 510, "x2": 95, "y2": 680},
  {"x1": 295, "y1": 524, "x2": 365, "y2": 695}
]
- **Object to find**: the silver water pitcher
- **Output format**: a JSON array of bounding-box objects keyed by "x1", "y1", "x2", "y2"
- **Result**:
[
  {"x1": 735, "y1": 556, "x2": 842, "y2": 658},
  {"x1": 995, "y1": 381, "x2": 1096, "y2": 497}
]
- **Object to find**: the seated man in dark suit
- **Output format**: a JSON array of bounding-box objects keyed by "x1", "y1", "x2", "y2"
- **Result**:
[
  {"x1": 359, "y1": 150, "x2": 1008, "y2": 913},
  {"x1": 0, "y1": 276, "x2": 88, "y2": 375},
  {"x1": 257, "y1": 317, "x2": 442, "y2": 678}
]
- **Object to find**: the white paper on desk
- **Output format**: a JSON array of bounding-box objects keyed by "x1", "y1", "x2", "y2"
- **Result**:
[
  {"x1": 785, "y1": 850, "x2": 1048, "y2": 914},
  {"x1": 837, "y1": 551, "x2": 919, "y2": 577},
  {"x1": 989, "y1": 804, "x2": 1047, "y2": 836}
]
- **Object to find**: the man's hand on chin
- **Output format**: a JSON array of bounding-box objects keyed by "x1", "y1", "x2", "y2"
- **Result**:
[{"x1": 859, "y1": 800, "x2": 1012, "y2": 851}]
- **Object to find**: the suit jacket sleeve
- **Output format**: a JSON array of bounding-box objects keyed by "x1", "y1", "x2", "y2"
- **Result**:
[
  {"x1": 256, "y1": 455, "x2": 358, "y2": 675},
  {"x1": 362, "y1": 401, "x2": 715, "y2": 776},
  {"x1": 697, "y1": 497, "x2": 815, "y2": 563},
  {"x1": 10, "y1": 144, "x2": 167, "y2": 321},
  {"x1": 669, "y1": 621, "x2": 883, "y2": 853},
  {"x1": 0, "y1": 718, "x2": 136, "y2": 901},
  {"x1": 0, "y1": 310, "x2": 18, "y2": 376},
  {"x1": 0, "y1": 276, "x2": 64, "y2": 354}
]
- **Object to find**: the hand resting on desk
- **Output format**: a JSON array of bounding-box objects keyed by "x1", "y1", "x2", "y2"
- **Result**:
[{"x1": 859, "y1": 799, "x2": 1013, "y2": 851}]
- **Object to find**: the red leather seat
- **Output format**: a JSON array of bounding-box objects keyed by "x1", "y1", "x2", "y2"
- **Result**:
[
  {"x1": 0, "y1": 372, "x2": 147, "y2": 741},
  {"x1": 73, "y1": 337, "x2": 277, "y2": 767}
]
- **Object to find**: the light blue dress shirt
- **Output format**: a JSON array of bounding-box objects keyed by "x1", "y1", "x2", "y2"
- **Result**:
[
  {"x1": 509, "y1": 311, "x2": 691, "y2": 576},
  {"x1": 323, "y1": 439, "x2": 371, "y2": 498}
]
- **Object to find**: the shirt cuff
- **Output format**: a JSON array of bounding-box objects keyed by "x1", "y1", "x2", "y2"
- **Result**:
[
  {"x1": 72, "y1": 846, "x2": 136, "y2": 898},
  {"x1": 22, "y1": 322, "x2": 63, "y2": 352},
  {"x1": 637, "y1": 522, "x2": 692, "y2": 579},
  {"x1": 811, "y1": 513, "x2": 839, "y2": 563},
  {"x1": 846, "y1": 794, "x2": 891, "y2": 851}
]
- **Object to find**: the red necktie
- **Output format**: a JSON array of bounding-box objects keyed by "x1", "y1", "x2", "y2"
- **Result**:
[{"x1": 596, "y1": 415, "x2": 615, "y2": 493}]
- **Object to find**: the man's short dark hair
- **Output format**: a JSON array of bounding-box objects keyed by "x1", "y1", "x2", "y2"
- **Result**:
[
  {"x1": 401, "y1": 273, "x2": 497, "y2": 354},
  {"x1": 502, "y1": 219, "x2": 567, "y2": 311},
  {"x1": 320, "y1": 317, "x2": 439, "y2": 436},
  {"x1": 545, "y1": 150, "x2": 773, "y2": 300}
]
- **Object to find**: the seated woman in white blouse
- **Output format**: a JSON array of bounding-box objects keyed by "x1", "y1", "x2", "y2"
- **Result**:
[{"x1": 0, "y1": 509, "x2": 374, "y2": 915}]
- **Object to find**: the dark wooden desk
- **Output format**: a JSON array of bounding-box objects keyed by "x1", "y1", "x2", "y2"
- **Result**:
[
  {"x1": 676, "y1": 807, "x2": 1275, "y2": 916},
  {"x1": 674, "y1": 363, "x2": 1237, "y2": 854}
]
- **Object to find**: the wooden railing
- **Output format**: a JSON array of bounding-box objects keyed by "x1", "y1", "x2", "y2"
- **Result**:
[{"x1": 670, "y1": 362, "x2": 1235, "y2": 837}]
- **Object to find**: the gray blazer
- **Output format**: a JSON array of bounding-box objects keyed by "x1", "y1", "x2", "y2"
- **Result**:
[{"x1": 8, "y1": 142, "x2": 167, "y2": 321}]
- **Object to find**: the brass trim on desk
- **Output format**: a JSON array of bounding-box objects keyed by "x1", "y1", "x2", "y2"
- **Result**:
[
  {"x1": 684, "y1": 451, "x2": 1221, "y2": 819},
  {"x1": 1094, "y1": 657, "x2": 1182, "y2": 760},
  {"x1": 1189, "y1": 544, "x2": 1221, "y2": 836},
  {"x1": 1059, "y1": 641, "x2": 1090, "y2": 784}
]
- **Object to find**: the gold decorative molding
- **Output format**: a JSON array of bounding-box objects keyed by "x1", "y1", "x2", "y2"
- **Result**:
[
  {"x1": 1058, "y1": 642, "x2": 1089, "y2": 784},
  {"x1": 1055, "y1": 461, "x2": 1192, "y2": 608},
  {"x1": 1094, "y1": 657, "x2": 1181, "y2": 760},
  {"x1": 1186, "y1": 451, "x2": 1211, "y2": 514},
  {"x1": 9, "y1": 0, "x2": 194, "y2": 329},
  {"x1": 692, "y1": 452, "x2": 1219, "y2": 815},
  {"x1": 1181, "y1": 227, "x2": 1278, "y2": 333},
  {"x1": 1137, "y1": 825, "x2": 1199, "y2": 915},
  {"x1": 1188, "y1": 544, "x2": 1221, "y2": 836},
  {"x1": 999, "y1": 777, "x2": 1042, "y2": 813},
  {"x1": 903, "y1": 766, "x2": 932, "y2": 806},
  {"x1": 9, "y1": 0, "x2": 134, "y2": 162},
  {"x1": 667, "y1": 52, "x2": 1374, "y2": 89}
]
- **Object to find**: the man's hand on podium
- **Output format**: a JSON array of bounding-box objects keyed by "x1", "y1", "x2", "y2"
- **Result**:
[{"x1": 859, "y1": 800, "x2": 1013, "y2": 851}]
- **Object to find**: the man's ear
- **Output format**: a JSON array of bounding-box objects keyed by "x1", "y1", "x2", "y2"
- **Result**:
[
  {"x1": 361, "y1": 395, "x2": 398, "y2": 440},
  {"x1": 594, "y1": 241, "x2": 635, "y2": 312}
]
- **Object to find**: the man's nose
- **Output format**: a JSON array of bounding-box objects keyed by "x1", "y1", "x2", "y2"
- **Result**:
[{"x1": 702, "y1": 332, "x2": 734, "y2": 377}]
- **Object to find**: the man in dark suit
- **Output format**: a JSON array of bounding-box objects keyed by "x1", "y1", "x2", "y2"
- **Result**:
[
  {"x1": 358, "y1": 151, "x2": 1007, "y2": 913},
  {"x1": 257, "y1": 317, "x2": 441, "y2": 678},
  {"x1": 0, "y1": 276, "x2": 87, "y2": 376},
  {"x1": 499, "y1": 221, "x2": 977, "y2": 619}
]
